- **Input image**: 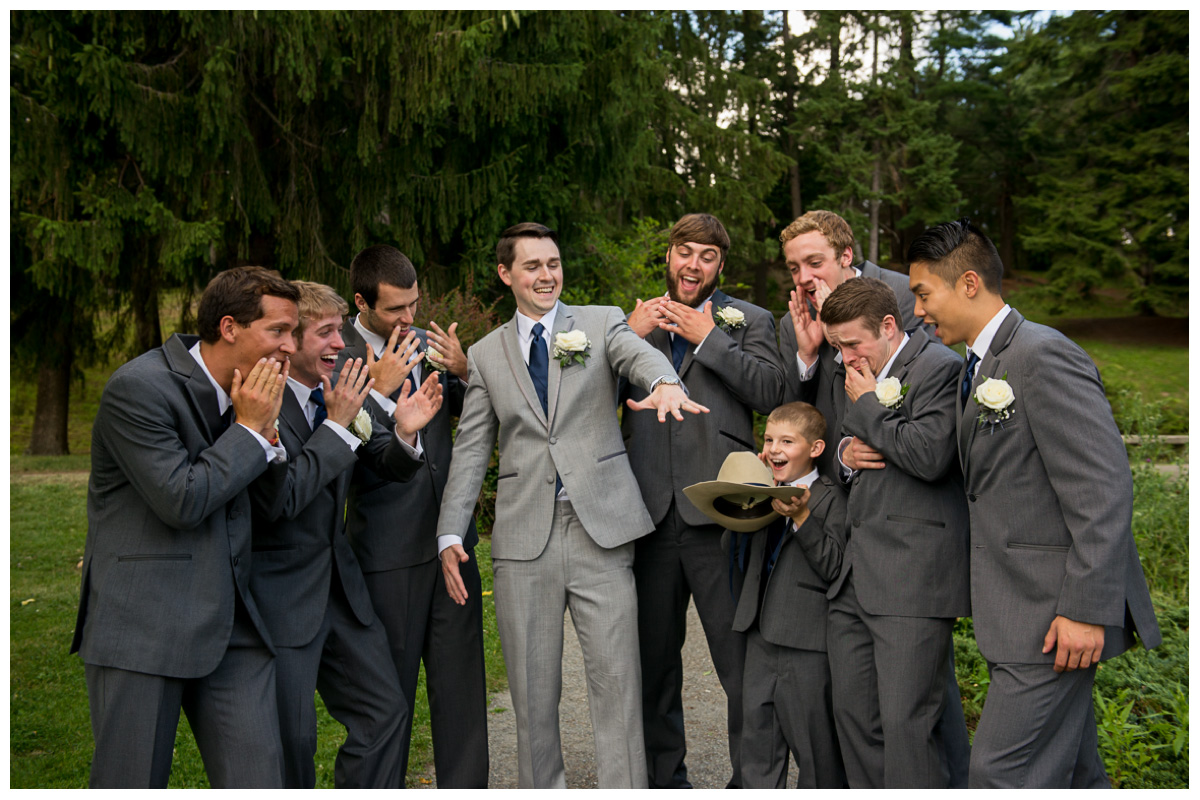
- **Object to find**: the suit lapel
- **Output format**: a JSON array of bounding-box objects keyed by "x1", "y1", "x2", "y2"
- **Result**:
[
  {"x1": 164, "y1": 334, "x2": 224, "y2": 442},
  {"x1": 547, "y1": 306, "x2": 575, "y2": 426},
  {"x1": 500, "y1": 315, "x2": 548, "y2": 429},
  {"x1": 885, "y1": 327, "x2": 928, "y2": 387},
  {"x1": 280, "y1": 387, "x2": 313, "y2": 445},
  {"x1": 960, "y1": 310, "x2": 1023, "y2": 477}
]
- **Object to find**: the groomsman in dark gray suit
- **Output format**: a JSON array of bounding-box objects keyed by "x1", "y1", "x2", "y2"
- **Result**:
[
  {"x1": 621, "y1": 213, "x2": 785, "y2": 788},
  {"x1": 908, "y1": 219, "x2": 1161, "y2": 788},
  {"x1": 337, "y1": 246, "x2": 489, "y2": 787},
  {"x1": 816, "y1": 278, "x2": 970, "y2": 787},
  {"x1": 73, "y1": 267, "x2": 298, "y2": 787},
  {"x1": 248, "y1": 281, "x2": 444, "y2": 787},
  {"x1": 776, "y1": 210, "x2": 970, "y2": 785}
]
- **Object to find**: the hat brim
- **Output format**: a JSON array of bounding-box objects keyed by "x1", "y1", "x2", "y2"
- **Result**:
[{"x1": 682, "y1": 480, "x2": 808, "y2": 533}]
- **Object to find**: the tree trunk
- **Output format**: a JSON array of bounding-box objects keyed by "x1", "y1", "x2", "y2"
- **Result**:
[
  {"x1": 28, "y1": 314, "x2": 73, "y2": 456},
  {"x1": 784, "y1": 12, "x2": 802, "y2": 219},
  {"x1": 869, "y1": 147, "x2": 881, "y2": 263},
  {"x1": 132, "y1": 247, "x2": 162, "y2": 354}
]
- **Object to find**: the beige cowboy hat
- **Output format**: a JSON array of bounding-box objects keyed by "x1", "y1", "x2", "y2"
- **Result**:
[{"x1": 683, "y1": 452, "x2": 806, "y2": 533}]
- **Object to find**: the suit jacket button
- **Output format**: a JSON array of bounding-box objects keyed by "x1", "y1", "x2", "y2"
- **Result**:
[
  {"x1": 853, "y1": 519, "x2": 861, "y2": 527},
  {"x1": 546, "y1": 476, "x2": 555, "y2": 484},
  {"x1": 232, "y1": 556, "x2": 240, "y2": 566},
  {"x1": 968, "y1": 493, "x2": 977, "y2": 502},
  {"x1": 549, "y1": 437, "x2": 558, "y2": 445},
  {"x1": 430, "y1": 463, "x2": 438, "y2": 471},
  {"x1": 229, "y1": 509, "x2": 240, "y2": 519}
]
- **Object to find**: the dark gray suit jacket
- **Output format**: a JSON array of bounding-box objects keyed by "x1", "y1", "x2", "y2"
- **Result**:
[
  {"x1": 732, "y1": 474, "x2": 846, "y2": 652},
  {"x1": 248, "y1": 387, "x2": 421, "y2": 648},
  {"x1": 826, "y1": 328, "x2": 971, "y2": 619},
  {"x1": 622, "y1": 289, "x2": 785, "y2": 528},
  {"x1": 779, "y1": 261, "x2": 934, "y2": 480},
  {"x1": 72, "y1": 334, "x2": 283, "y2": 677},
  {"x1": 960, "y1": 310, "x2": 1161, "y2": 663},
  {"x1": 338, "y1": 323, "x2": 478, "y2": 573}
]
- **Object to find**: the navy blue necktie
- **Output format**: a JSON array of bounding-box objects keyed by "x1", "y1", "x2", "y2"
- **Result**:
[
  {"x1": 671, "y1": 332, "x2": 688, "y2": 372},
  {"x1": 310, "y1": 385, "x2": 327, "y2": 429},
  {"x1": 528, "y1": 323, "x2": 549, "y2": 414},
  {"x1": 962, "y1": 351, "x2": 981, "y2": 406}
]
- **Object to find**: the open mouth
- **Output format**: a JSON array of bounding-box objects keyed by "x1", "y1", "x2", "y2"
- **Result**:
[
  {"x1": 534, "y1": 285, "x2": 556, "y2": 297},
  {"x1": 768, "y1": 457, "x2": 789, "y2": 471},
  {"x1": 319, "y1": 354, "x2": 338, "y2": 368},
  {"x1": 679, "y1": 275, "x2": 701, "y2": 293}
]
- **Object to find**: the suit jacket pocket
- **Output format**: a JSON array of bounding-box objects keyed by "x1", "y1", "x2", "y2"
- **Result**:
[
  {"x1": 719, "y1": 429, "x2": 757, "y2": 452},
  {"x1": 252, "y1": 544, "x2": 299, "y2": 553},
  {"x1": 497, "y1": 472, "x2": 519, "y2": 481},
  {"x1": 1006, "y1": 542, "x2": 1070, "y2": 553},
  {"x1": 116, "y1": 553, "x2": 192, "y2": 561},
  {"x1": 597, "y1": 450, "x2": 626, "y2": 464},
  {"x1": 886, "y1": 514, "x2": 946, "y2": 528}
]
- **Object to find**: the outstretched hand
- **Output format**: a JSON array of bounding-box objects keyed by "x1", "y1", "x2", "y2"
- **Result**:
[
  {"x1": 426, "y1": 321, "x2": 468, "y2": 380},
  {"x1": 323, "y1": 357, "x2": 374, "y2": 428},
  {"x1": 625, "y1": 383, "x2": 709, "y2": 423},
  {"x1": 393, "y1": 372, "x2": 444, "y2": 443},
  {"x1": 365, "y1": 327, "x2": 420, "y2": 397},
  {"x1": 788, "y1": 288, "x2": 825, "y2": 366}
]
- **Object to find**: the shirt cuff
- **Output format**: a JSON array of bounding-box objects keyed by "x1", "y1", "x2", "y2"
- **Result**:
[
  {"x1": 437, "y1": 534, "x2": 463, "y2": 555},
  {"x1": 396, "y1": 430, "x2": 424, "y2": 459},
  {"x1": 649, "y1": 376, "x2": 689, "y2": 396},
  {"x1": 837, "y1": 436, "x2": 857, "y2": 482},
  {"x1": 692, "y1": 327, "x2": 713, "y2": 355},
  {"x1": 797, "y1": 353, "x2": 817, "y2": 381},
  {"x1": 240, "y1": 422, "x2": 288, "y2": 464},
  {"x1": 321, "y1": 419, "x2": 362, "y2": 452},
  {"x1": 370, "y1": 388, "x2": 397, "y2": 416}
]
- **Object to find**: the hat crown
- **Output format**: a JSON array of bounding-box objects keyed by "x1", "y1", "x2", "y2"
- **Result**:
[{"x1": 714, "y1": 451, "x2": 773, "y2": 488}]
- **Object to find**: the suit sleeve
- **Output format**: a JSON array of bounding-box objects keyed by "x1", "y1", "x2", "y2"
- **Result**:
[
  {"x1": 356, "y1": 415, "x2": 424, "y2": 484},
  {"x1": 841, "y1": 352, "x2": 960, "y2": 482},
  {"x1": 691, "y1": 307, "x2": 785, "y2": 413},
  {"x1": 606, "y1": 307, "x2": 678, "y2": 392},
  {"x1": 436, "y1": 346, "x2": 500, "y2": 540},
  {"x1": 95, "y1": 370, "x2": 271, "y2": 530},
  {"x1": 1025, "y1": 337, "x2": 1133, "y2": 627},
  {"x1": 250, "y1": 425, "x2": 360, "y2": 521},
  {"x1": 792, "y1": 487, "x2": 847, "y2": 584}
]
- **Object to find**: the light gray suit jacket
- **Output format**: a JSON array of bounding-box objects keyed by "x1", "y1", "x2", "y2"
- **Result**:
[
  {"x1": 622, "y1": 289, "x2": 785, "y2": 528},
  {"x1": 779, "y1": 261, "x2": 934, "y2": 481},
  {"x1": 72, "y1": 334, "x2": 282, "y2": 677},
  {"x1": 825, "y1": 328, "x2": 971, "y2": 618},
  {"x1": 960, "y1": 310, "x2": 1161, "y2": 663},
  {"x1": 248, "y1": 388, "x2": 421, "y2": 648},
  {"x1": 732, "y1": 474, "x2": 846, "y2": 652},
  {"x1": 436, "y1": 303, "x2": 678, "y2": 559}
]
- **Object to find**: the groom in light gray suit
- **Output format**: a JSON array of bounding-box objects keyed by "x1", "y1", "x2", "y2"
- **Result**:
[
  {"x1": 437, "y1": 222, "x2": 707, "y2": 789},
  {"x1": 908, "y1": 219, "x2": 1160, "y2": 788}
]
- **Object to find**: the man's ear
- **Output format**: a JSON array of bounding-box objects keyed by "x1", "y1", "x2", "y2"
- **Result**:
[
  {"x1": 880, "y1": 314, "x2": 899, "y2": 339},
  {"x1": 497, "y1": 263, "x2": 513, "y2": 287},
  {"x1": 840, "y1": 247, "x2": 854, "y2": 269},
  {"x1": 961, "y1": 270, "x2": 982, "y2": 299},
  {"x1": 353, "y1": 293, "x2": 370, "y2": 314},
  {"x1": 810, "y1": 439, "x2": 826, "y2": 458},
  {"x1": 218, "y1": 315, "x2": 239, "y2": 345}
]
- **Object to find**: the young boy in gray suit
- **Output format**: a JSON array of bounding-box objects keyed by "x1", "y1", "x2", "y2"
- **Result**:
[{"x1": 685, "y1": 402, "x2": 847, "y2": 789}]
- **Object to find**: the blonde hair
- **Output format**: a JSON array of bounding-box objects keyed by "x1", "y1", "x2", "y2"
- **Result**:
[
  {"x1": 766, "y1": 401, "x2": 826, "y2": 445},
  {"x1": 292, "y1": 280, "x2": 349, "y2": 340},
  {"x1": 779, "y1": 209, "x2": 856, "y2": 258}
]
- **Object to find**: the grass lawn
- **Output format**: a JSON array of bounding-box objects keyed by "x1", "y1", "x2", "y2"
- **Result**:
[{"x1": 9, "y1": 471, "x2": 504, "y2": 788}]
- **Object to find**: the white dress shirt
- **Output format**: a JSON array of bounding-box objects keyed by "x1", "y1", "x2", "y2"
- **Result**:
[
  {"x1": 965, "y1": 304, "x2": 1013, "y2": 379},
  {"x1": 189, "y1": 342, "x2": 286, "y2": 464}
]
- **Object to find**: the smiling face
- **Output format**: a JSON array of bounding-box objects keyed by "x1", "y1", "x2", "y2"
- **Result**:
[
  {"x1": 227, "y1": 294, "x2": 299, "y2": 377},
  {"x1": 762, "y1": 419, "x2": 823, "y2": 485},
  {"x1": 289, "y1": 312, "x2": 346, "y2": 389},
  {"x1": 825, "y1": 315, "x2": 899, "y2": 378},
  {"x1": 665, "y1": 240, "x2": 724, "y2": 307},
  {"x1": 355, "y1": 281, "x2": 420, "y2": 341},
  {"x1": 498, "y1": 236, "x2": 562, "y2": 320},
  {"x1": 909, "y1": 261, "x2": 973, "y2": 346},
  {"x1": 783, "y1": 230, "x2": 854, "y2": 307}
]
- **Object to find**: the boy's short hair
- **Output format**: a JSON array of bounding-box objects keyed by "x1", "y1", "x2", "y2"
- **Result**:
[
  {"x1": 779, "y1": 209, "x2": 856, "y2": 256},
  {"x1": 766, "y1": 401, "x2": 826, "y2": 445},
  {"x1": 291, "y1": 280, "x2": 349, "y2": 341}
]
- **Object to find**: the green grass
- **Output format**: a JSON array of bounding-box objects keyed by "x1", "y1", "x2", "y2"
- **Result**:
[
  {"x1": 1079, "y1": 340, "x2": 1189, "y2": 435},
  {"x1": 9, "y1": 471, "x2": 505, "y2": 788}
]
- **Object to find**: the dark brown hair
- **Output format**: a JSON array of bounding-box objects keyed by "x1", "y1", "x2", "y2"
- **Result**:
[
  {"x1": 819, "y1": 277, "x2": 901, "y2": 336},
  {"x1": 669, "y1": 213, "x2": 730, "y2": 265},
  {"x1": 196, "y1": 266, "x2": 299, "y2": 344},
  {"x1": 350, "y1": 244, "x2": 418, "y2": 307},
  {"x1": 496, "y1": 222, "x2": 559, "y2": 271}
]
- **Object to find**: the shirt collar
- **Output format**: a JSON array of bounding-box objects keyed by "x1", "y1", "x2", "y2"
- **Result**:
[
  {"x1": 287, "y1": 376, "x2": 314, "y2": 408},
  {"x1": 878, "y1": 333, "x2": 910, "y2": 380},
  {"x1": 188, "y1": 342, "x2": 232, "y2": 415},
  {"x1": 353, "y1": 314, "x2": 387, "y2": 357},
  {"x1": 968, "y1": 304, "x2": 1013, "y2": 366},
  {"x1": 516, "y1": 302, "x2": 560, "y2": 343},
  {"x1": 784, "y1": 467, "x2": 819, "y2": 490}
]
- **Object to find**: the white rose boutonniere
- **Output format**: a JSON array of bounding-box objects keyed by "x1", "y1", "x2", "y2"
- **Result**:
[
  {"x1": 424, "y1": 346, "x2": 449, "y2": 373},
  {"x1": 552, "y1": 330, "x2": 591, "y2": 368},
  {"x1": 714, "y1": 306, "x2": 746, "y2": 332},
  {"x1": 975, "y1": 373, "x2": 1015, "y2": 431},
  {"x1": 349, "y1": 408, "x2": 373, "y2": 444},
  {"x1": 874, "y1": 376, "x2": 909, "y2": 409}
]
